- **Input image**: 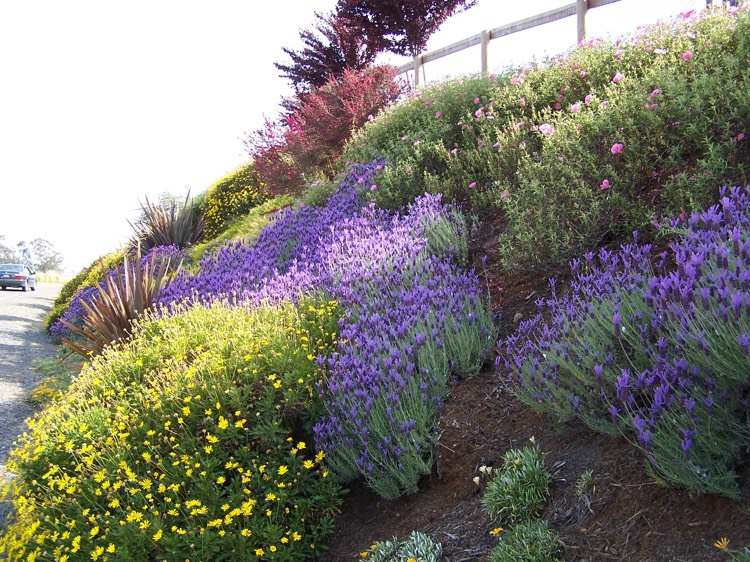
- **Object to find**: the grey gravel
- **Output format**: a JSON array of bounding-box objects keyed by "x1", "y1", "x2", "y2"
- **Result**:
[{"x1": 0, "y1": 283, "x2": 60, "y2": 525}]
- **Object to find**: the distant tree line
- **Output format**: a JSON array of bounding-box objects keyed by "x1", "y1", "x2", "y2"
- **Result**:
[{"x1": 0, "y1": 235, "x2": 63, "y2": 272}]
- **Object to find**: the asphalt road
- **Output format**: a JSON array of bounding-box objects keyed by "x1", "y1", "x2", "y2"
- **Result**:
[{"x1": 0, "y1": 283, "x2": 60, "y2": 524}]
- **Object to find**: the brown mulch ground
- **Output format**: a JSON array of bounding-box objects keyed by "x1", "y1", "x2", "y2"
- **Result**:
[
  {"x1": 324, "y1": 221, "x2": 750, "y2": 562},
  {"x1": 327, "y1": 371, "x2": 750, "y2": 561}
]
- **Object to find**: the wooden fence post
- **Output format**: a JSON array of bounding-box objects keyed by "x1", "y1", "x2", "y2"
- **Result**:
[
  {"x1": 480, "y1": 30, "x2": 490, "y2": 76},
  {"x1": 413, "y1": 54, "x2": 422, "y2": 87},
  {"x1": 577, "y1": 0, "x2": 588, "y2": 43}
]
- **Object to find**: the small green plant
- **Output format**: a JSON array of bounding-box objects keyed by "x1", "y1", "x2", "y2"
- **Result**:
[
  {"x1": 730, "y1": 546, "x2": 750, "y2": 561},
  {"x1": 300, "y1": 178, "x2": 338, "y2": 207},
  {"x1": 481, "y1": 441, "x2": 552, "y2": 524},
  {"x1": 366, "y1": 530, "x2": 442, "y2": 562},
  {"x1": 575, "y1": 468, "x2": 595, "y2": 514},
  {"x1": 489, "y1": 519, "x2": 563, "y2": 562}
]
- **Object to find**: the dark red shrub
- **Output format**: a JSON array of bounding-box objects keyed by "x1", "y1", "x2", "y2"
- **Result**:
[
  {"x1": 246, "y1": 65, "x2": 404, "y2": 194},
  {"x1": 244, "y1": 118, "x2": 305, "y2": 195},
  {"x1": 286, "y1": 65, "x2": 404, "y2": 175}
]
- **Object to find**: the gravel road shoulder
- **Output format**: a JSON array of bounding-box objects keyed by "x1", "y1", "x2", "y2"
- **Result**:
[{"x1": 0, "y1": 283, "x2": 60, "y2": 524}]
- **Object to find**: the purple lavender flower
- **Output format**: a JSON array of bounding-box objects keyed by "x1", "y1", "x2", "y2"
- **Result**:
[{"x1": 501, "y1": 186, "x2": 750, "y2": 497}]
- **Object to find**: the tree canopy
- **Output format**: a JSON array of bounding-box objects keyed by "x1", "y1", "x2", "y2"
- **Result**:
[
  {"x1": 274, "y1": 12, "x2": 381, "y2": 94},
  {"x1": 336, "y1": 0, "x2": 477, "y2": 57}
]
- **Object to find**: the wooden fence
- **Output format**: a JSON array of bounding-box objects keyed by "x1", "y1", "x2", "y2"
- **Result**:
[{"x1": 398, "y1": 0, "x2": 623, "y2": 85}]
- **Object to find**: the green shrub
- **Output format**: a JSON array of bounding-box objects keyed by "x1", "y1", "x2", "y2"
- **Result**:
[
  {"x1": 496, "y1": 13, "x2": 750, "y2": 268},
  {"x1": 344, "y1": 10, "x2": 750, "y2": 269},
  {"x1": 0, "y1": 298, "x2": 343, "y2": 561},
  {"x1": 366, "y1": 530, "x2": 442, "y2": 562},
  {"x1": 481, "y1": 443, "x2": 552, "y2": 524},
  {"x1": 188, "y1": 195, "x2": 294, "y2": 266},
  {"x1": 489, "y1": 520, "x2": 563, "y2": 562},
  {"x1": 45, "y1": 250, "x2": 126, "y2": 333},
  {"x1": 299, "y1": 178, "x2": 338, "y2": 208},
  {"x1": 343, "y1": 75, "x2": 497, "y2": 208},
  {"x1": 201, "y1": 164, "x2": 267, "y2": 240}
]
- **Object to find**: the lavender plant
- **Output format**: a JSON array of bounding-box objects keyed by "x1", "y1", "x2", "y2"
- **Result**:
[
  {"x1": 158, "y1": 161, "x2": 495, "y2": 499},
  {"x1": 501, "y1": 186, "x2": 750, "y2": 497}
]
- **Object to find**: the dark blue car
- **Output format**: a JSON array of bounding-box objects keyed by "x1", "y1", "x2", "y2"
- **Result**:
[{"x1": 0, "y1": 264, "x2": 36, "y2": 291}]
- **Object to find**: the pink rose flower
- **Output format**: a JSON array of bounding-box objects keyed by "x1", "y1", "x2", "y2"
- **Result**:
[
  {"x1": 612, "y1": 72, "x2": 624, "y2": 84},
  {"x1": 468, "y1": 181, "x2": 477, "y2": 189},
  {"x1": 600, "y1": 179, "x2": 611, "y2": 190},
  {"x1": 650, "y1": 88, "x2": 662, "y2": 98},
  {"x1": 584, "y1": 94, "x2": 595, "y2": 105},
  {"x1": 569, "y1": 102, "x2": 582, "y2": 114},
  {"x1": 737, "y1": 132, "x2": 746, "y2": 142},
  {"x1": 601, "y1": 100, "x2": 610, "y2": 109},
  {"x1": 474, "y1": 97, "x2": 481, "y2": 104},
  {"x1": 474, "y1": 108, "x2": 483, "y2": 118},
  {"x1": 435, "y1": 111, "x2": 443, "y2": 118},
  {"x1": 681, "y1": 51, "x2": 694, "y2": 62},
  {"x1": 610, "y1": 143, "x2": 625, "y2": 155},
  {"x1": 370, "y1": 184, "x2": 378, "y2": 191}
]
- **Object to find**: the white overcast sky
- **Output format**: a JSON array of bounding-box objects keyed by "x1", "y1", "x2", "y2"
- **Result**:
[{"x1": 0, "y1": 0, "x2": 709, "y2": 273}]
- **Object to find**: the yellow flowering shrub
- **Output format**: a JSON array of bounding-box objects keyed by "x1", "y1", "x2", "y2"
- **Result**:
[
  {"x1": 202, "y1": 164, "x2": 267, "y2": 240},
  {"x1": 1, "y1": 299, "x2": 343, "y2": 561}
]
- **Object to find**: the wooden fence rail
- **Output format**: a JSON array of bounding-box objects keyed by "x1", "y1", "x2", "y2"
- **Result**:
[{"x1": 399, "y1": 0, "x2": 623, "y2": 85}]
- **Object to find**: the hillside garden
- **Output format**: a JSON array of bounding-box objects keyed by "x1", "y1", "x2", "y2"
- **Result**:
[{"x1": 2, "y1": 4, "x2": 750, "y2": 561}]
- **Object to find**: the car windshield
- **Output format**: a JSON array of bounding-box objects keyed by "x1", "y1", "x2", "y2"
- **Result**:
[{"x1": 0, "y1": 264, "x2": 24, "y2": 273}]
